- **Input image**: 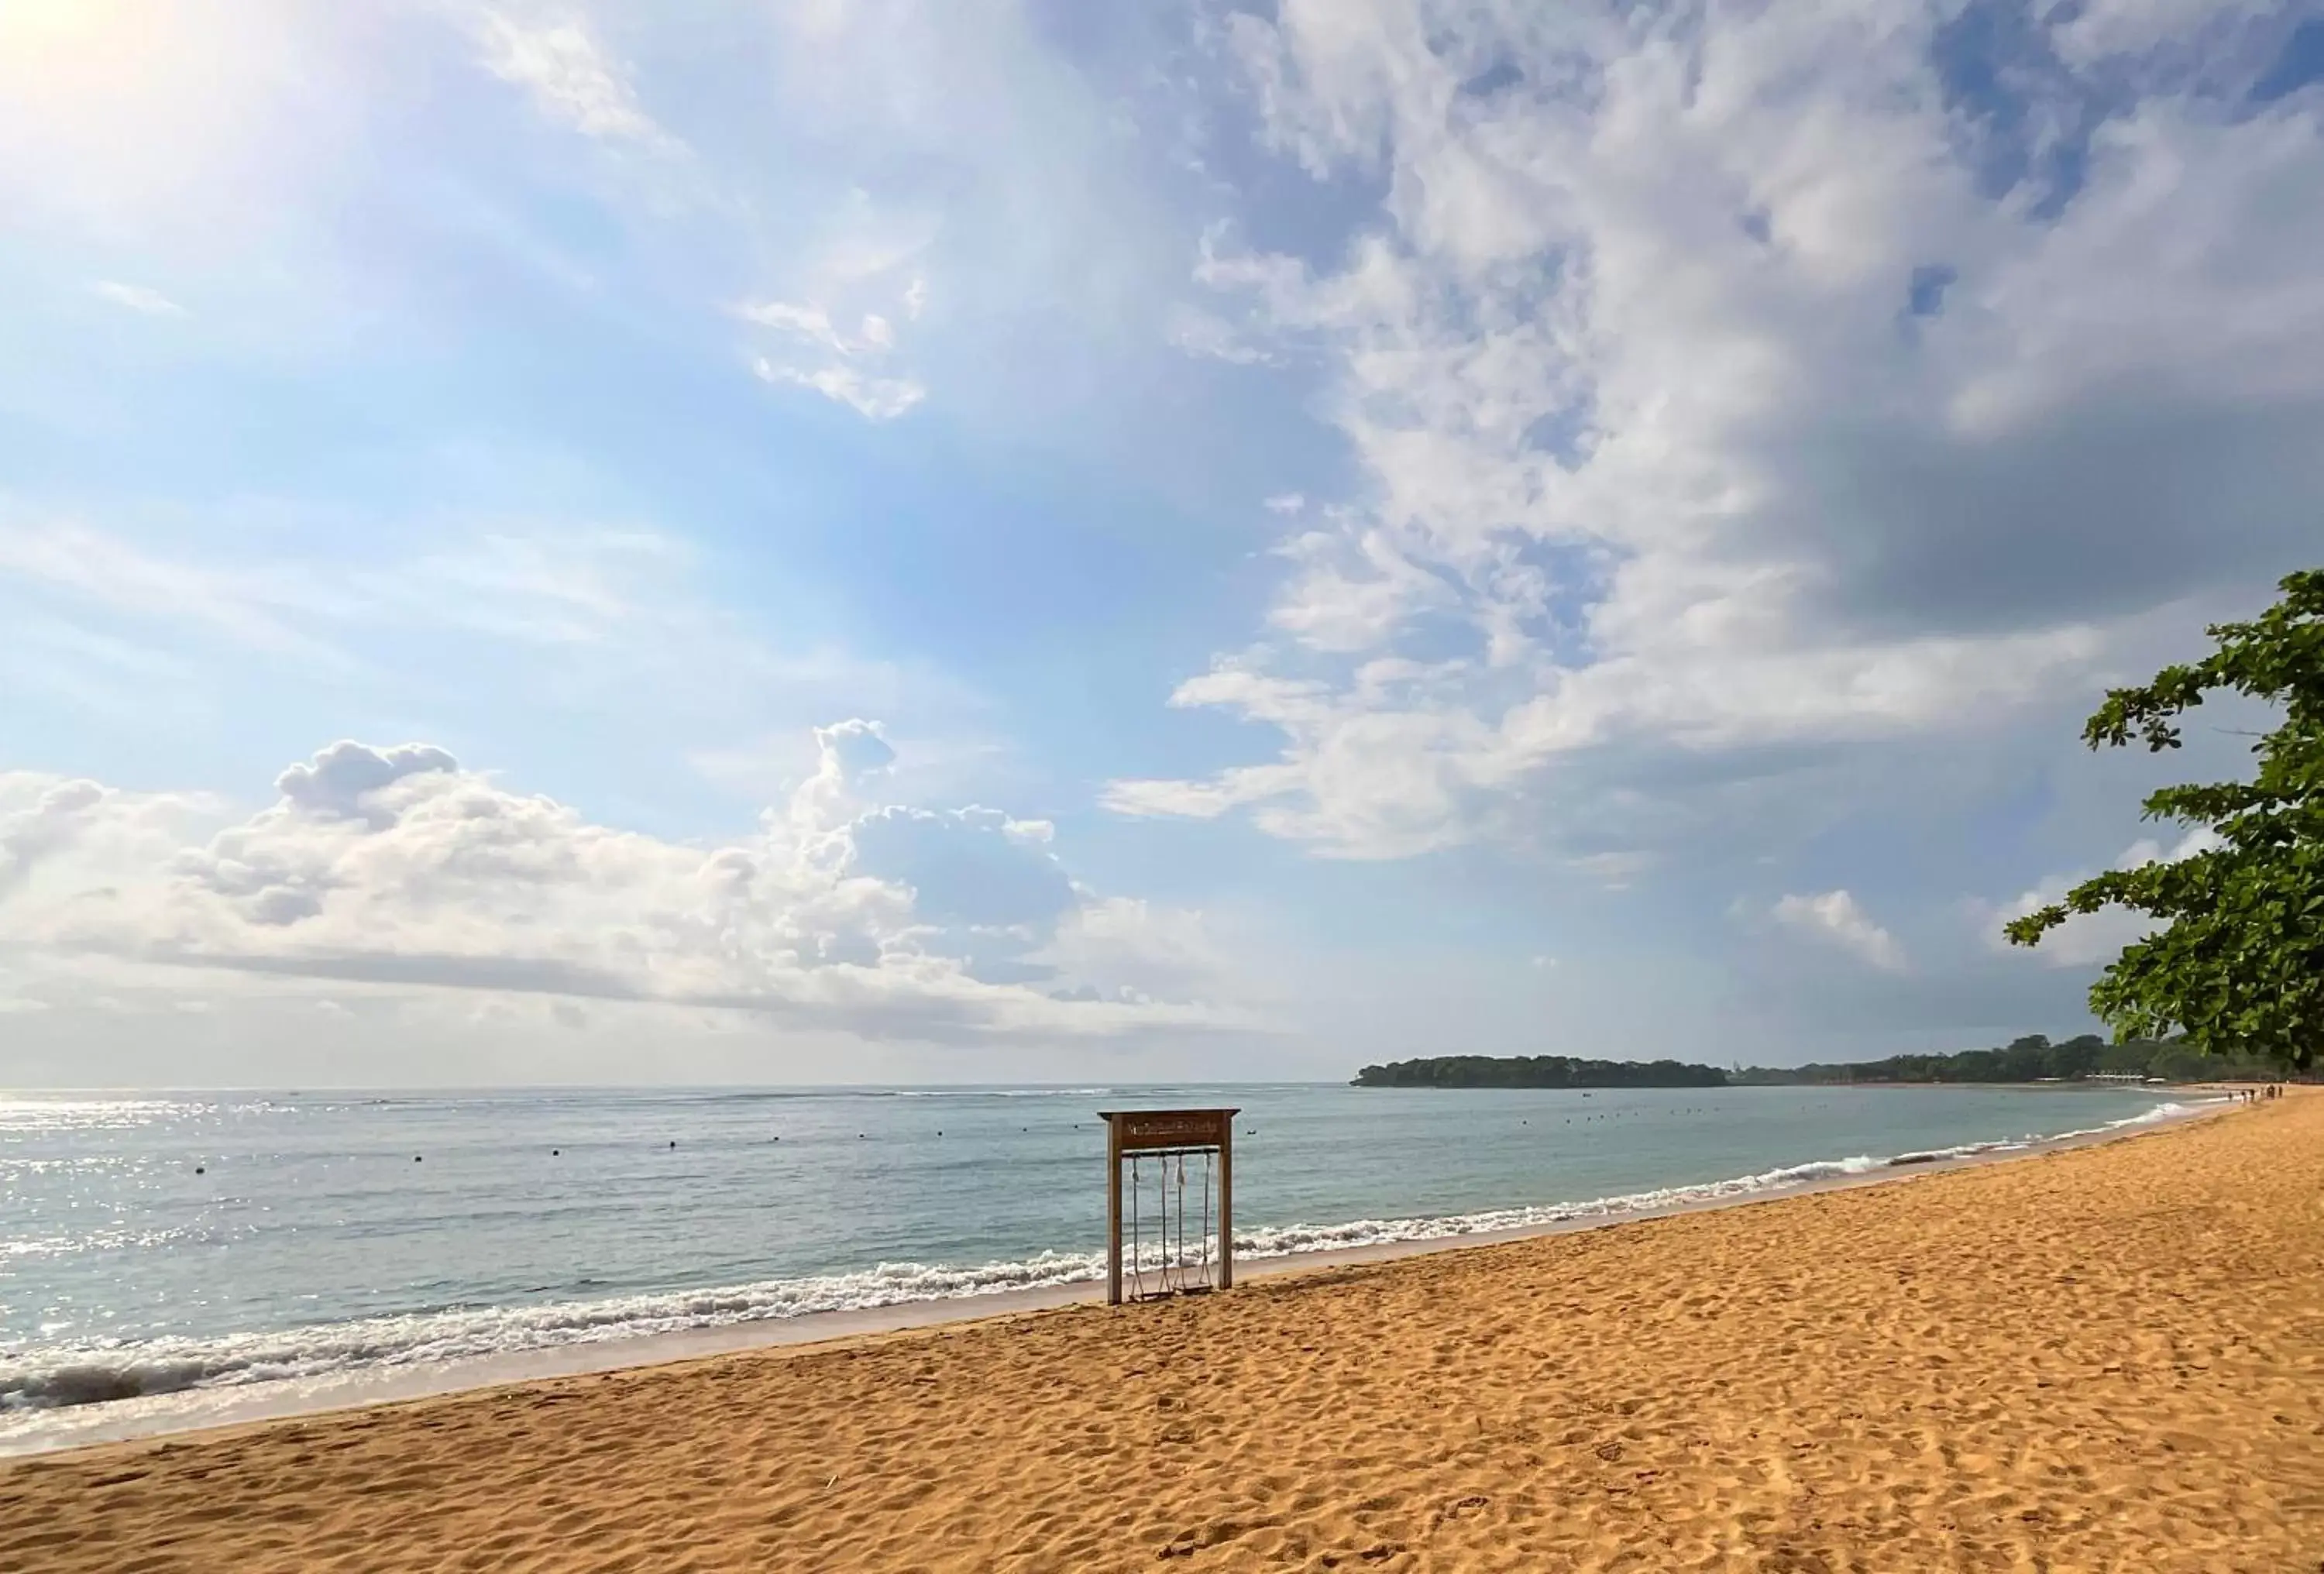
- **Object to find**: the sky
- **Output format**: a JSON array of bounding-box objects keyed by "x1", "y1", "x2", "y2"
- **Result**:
[{"x1": 2, "y1": 0, "x2": 2319, "y2": 1087}]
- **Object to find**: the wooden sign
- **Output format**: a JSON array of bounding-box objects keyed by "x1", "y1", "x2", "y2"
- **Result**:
[{"x1": 1102, "y1": 1108, "x2": 1236, "y2": 1152}]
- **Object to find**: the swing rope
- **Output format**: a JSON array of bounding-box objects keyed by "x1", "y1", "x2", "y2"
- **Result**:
[
  {"x1": 1200, "y1": 1149, "x2": 1212, "y2": 1286},
  {"x1": 1128, "y1": 1152, "x2": 1143, "y2": 1300},
  {"x1": 1171, "y1": 1153, "x2": 1186, "y2": 1292}
]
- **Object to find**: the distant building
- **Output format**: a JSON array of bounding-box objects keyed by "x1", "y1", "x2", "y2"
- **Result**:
[{"x1": 2088, "y1": 1071, "x2": 2146, "y2": 1083}]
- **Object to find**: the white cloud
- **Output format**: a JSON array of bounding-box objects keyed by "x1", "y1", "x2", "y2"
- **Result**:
[
  {"x1": 1772, "y1": 889, "x2": 1907, "y2": 973},
  {"x1": 473, "y1": 10, "x2": 680, "y2": 152},
  {"x1": 0, "y1": 515, "x2": 775, "y2": 686},
  {"x1": 2051, "y1": 0, "x2": 2279, "y2": 64},
  {"x1": 0, "y1": 730, "x2": 1247, "y2": 1043},
  {"x1": 0, "y1": 517, "x2": 338, "y2": 659},
  {"x1": 1980, "y1": 824, "x2": 2223, "y2": 968},
  {"x1": 275, "y1": 741, "x2": 459, "y2": 827},
  {"x1": 1167, "y1": 304, "x2": 1281, "y2": 366},
  {"x1": 1019, "y1": 897, "x2": 1246, "y2": 1011},
  {"x1": 1109, "y1": 0, "x2": 2324, "y2": 864},
  {"x1": 734, "y1": 300, "x2": 856, "y2": 356},
  {"x1": 88, "y1": 280, "x2": 186, "y2": 317},
  {"x1": 738, "y1": 280, "x2": 930, "y2": 420},
  {"x1": 753, "y1": 359, "x2": 927, "y2": 421}
]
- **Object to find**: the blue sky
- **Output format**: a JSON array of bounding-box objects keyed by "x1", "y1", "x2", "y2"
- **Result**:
[{"x1": 2, "y1": 0, "x2": 2319, "y2": 1085}]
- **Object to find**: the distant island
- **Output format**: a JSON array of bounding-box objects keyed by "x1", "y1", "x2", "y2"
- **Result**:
[
  {"x1": 1353, "y1": 1034, "x2": 2290, "y2": 1089},
  {"x1": 1353, "y1": 1055, "x2": 1726, "y2": 1088}
]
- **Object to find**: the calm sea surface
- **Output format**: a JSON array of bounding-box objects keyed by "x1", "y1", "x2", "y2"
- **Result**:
[{"x1": 2, "y1": 1082, "x2": 2193, "y2": 1422}]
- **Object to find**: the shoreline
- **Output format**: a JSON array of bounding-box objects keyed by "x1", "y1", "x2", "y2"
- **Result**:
[{"x1": 0, "y1": 1091, "x2": 2224, "y2": 1460}]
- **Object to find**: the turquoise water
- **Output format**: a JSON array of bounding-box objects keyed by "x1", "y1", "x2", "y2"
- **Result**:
[{"x1": 0, "y1": 1082, "x2": 2192, "y2": 1414}]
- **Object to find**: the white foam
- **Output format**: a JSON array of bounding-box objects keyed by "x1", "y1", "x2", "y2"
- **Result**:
[
  {"x1": 2044, "y1": 1098, "x2": 2209, "y2": 1143},
  {"x1": 0, "y1": 1253, "x2": 1110, "y2": 1411},
  {"x1": 0, "y1": 1098, "x2": 2202, "y2": 1414}
]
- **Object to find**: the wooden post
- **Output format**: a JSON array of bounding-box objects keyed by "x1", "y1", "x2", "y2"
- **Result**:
[
  {"x1": 1105, "y1": 1113, "x2": 1124, "y2": 1306},
  {"x1": 1219, "y1": 1120, "x2": 1233, "y2": 1291}
]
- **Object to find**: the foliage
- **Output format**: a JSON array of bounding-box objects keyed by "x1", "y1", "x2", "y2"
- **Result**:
[
  {"x1": 1356, "y1": 1035, "x2": 2289, "y2": 1088},
  {"x1": 2003, "y1": 569, "x2": 2323, "y2": 1071},
  {"x1": 1731, "y1": 1033, "x2": 2283, "y2": 1084},
  {"x1": 1734, "y1": 1033, "x2": 2117, "y2": 1084},
  {"x1": 1352, "y1": 1055, "x2": 1728, "y2": 1088}
]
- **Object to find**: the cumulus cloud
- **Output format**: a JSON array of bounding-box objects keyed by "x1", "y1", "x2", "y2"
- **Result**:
[
  {"x1": 1019, "y1": 897, "x2": 1243, "y2": 1009},
  {"x1": 1772, "y1": 889, "x2": 1908, "y2": 973},
  {"x1": 1111, "y1": 0, "x2": 2324, "y2": 863},
  {"x1": 813, "y1": 717, "x2": 896, "y2": 781},
  {"x1": 0, "y1": 779, "x2": 108, "y2": 899},
  {"x1": 0, "y1": 730, "x2": 1246, "y2": 1043},
  {"x1": 274, "y1": 741, "x2": 458, "y2": 826}
]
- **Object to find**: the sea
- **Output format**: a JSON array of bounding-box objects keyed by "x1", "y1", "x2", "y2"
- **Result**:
[{"x1": 1, "y1": 1081, "x2": 2199, "y2": 1445}]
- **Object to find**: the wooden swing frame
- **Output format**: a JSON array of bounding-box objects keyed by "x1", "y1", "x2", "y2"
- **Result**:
[{"x1": 1099, "y1": 1108, "x2": 1238, "y2": 1306}]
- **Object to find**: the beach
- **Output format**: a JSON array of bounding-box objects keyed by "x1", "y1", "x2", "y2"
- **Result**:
[{"x1": 5, "y1": 1091, "x2": 2317, "y2": 1572}]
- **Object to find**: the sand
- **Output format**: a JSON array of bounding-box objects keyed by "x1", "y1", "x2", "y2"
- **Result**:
[{"x1": 5, "y1": 1094, "x2": 2319, "y2": 1573}]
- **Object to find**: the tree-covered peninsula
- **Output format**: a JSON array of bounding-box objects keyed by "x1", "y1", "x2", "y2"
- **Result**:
[{"x1": 1352, "y1": 1055, "x2": 1728, "y2": 1088}]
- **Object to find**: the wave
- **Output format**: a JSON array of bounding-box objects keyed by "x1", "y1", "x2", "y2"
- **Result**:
[
  {"x1": 2044, "y1": 1098, "x2": 2209, "y2": 1142},
  {"x1": 0, "y1": 1253, "x2": 1112, "y2": 1411},
  {"x1": 1, "y1": 1098, "x2": 2202, "y2": 1414}
]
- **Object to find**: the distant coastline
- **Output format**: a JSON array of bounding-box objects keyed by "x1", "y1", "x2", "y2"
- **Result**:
[{"x1": 1356, "y1": 1033, "x2": 2296, "y2": 1089}]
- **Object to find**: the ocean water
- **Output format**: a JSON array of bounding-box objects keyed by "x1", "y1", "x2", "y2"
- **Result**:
[{"x1": 1, "y1": 1082, "x2": 2193, "y2": 1423}]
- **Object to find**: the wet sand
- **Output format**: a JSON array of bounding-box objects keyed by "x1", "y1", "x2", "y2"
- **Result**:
[{"x1": 4, "y1": 1091, "x2": 2318, "y2": 1571}]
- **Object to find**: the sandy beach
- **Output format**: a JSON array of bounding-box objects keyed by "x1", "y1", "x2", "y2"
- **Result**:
[{"x1": 5, "y1": 1091, "x2": 2318, "y2": 1572}]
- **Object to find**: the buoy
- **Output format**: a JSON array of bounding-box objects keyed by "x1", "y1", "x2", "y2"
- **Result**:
[
  {"x1": 414, "y1": 1155, "x2": 423, "y2": 1162},
  {"x1": 552, "y1": 1149, "x2": 560, "y2": 1156},
  {"x1": 194, "y1": 1165, "x2": 205, "y2": 1175}
]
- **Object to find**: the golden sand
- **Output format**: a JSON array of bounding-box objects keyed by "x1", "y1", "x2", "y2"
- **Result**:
[{"x1": 5, "y1": 1094, "x2": 2320, "y2": 1572}]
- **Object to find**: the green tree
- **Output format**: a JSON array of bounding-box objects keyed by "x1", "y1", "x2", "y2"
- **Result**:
[{"x1": 2004, "y1": 569, "x2": 2322, "y2": 1071}]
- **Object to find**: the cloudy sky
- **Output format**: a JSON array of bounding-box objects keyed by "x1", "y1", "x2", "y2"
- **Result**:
[{"x1": 2, "y1": 0, "x2": 2317, "y2": 1086}]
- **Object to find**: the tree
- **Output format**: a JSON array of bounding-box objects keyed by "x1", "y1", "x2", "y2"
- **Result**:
[{"x1": 2004, "y1": 569, "x2": 2322, "y2": 1071}]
